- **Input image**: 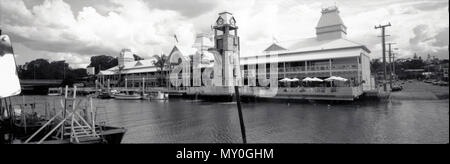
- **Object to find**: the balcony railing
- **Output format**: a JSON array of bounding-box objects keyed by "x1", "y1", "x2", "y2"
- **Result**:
[{"x1": 283, "y1": 64, "x2": 358, "y2": 73}]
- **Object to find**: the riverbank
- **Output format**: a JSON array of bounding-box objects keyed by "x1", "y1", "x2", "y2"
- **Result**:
[{"x1": 389, "y1": 80, "x2": 449, "y2": 100}]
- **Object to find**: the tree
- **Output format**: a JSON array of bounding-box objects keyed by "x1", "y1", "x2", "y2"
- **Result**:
[
  {"x1": 17, "y1": 59, "x2": 86, "y2": 86},
  {"x1": 87, "y1": 55, "x2": 118, "y2": 74},
  {"x1": 19, "y1": 59, "x2": 51, "y2": 79},
  {"x1": 370, "y1": 58, "x2": 383, "y2": 74},
  {"x1": 152, "y1": 54, "x2": 169, "y2": 87}
]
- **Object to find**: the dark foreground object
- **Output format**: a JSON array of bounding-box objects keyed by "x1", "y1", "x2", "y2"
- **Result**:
[{"x1": 27, "y1": 125, "x2": 127, "y2": 144}]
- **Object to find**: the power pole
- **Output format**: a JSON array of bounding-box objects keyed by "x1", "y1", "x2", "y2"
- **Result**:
[
  {"x1": 387, "y1": 43, "x2": 396, "y2": 89},
  {"x1": 392, "y1": 52, "x2": 397, "y2": 76},
  {"x1": 375, "y1": 23, "x2": 391, "y2": 92}
]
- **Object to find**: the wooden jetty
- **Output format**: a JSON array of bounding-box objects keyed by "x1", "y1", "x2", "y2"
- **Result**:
[{"x1": 19, "y1": 86, "x2": 126, "y2": 144}]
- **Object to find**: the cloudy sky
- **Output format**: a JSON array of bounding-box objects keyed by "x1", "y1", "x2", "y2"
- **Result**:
[{"x1": 1, "y1": 0, "x2": 448, "y2": 68}]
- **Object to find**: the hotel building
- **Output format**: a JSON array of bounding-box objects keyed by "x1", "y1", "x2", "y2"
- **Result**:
[
  {"x1": 240, "y1": 6, "x2": 374, "y2": 91},
  {"x1": 97, "y1": 6, "x2": 374, "y2": 100}
]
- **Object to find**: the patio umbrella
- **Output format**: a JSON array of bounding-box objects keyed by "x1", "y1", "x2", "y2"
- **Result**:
[
  {"x1": 302, "y1": 77, "x2": 313, "y2": 82},
  {"x1": 279, "y1": 78, "x2": 291, "y2": 87},
  {"x1": 325, "y1": 76, "x2": 347, "y2": 87},
  {"x1": 279, "y1": 78, "x2": 291, "y2": 82},
  {"x1": 325, "y1": 76, "x2": 348, "y2": 82},
  {"x1": 335, "y1": 76, "x2": 348, "y2": 82},
  {"x1": 310, "y1": 77, "x2": 324, "y2": 82},
  {"x1": 289, "y1": 78, "x2": 300, "y2": 87},
  {"x1": 290, "y1": 78, "x2": 300, "y2": 82}
]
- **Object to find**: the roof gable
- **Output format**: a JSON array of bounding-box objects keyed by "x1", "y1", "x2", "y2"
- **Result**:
[{"x1": 264, "y1": 43, "x2": 287, "y2": 52}]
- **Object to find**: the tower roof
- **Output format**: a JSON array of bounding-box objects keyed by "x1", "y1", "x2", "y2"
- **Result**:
[
  {"x1": 315, "y1": 6, "x2": 347, "y2": 40},
  {"x1": 193, "y1": 33, "x2": 214, "y2": 50},
  {"x1": 215, "y1": 11, "x2": 237, "y2": 29},
  {"x1": 316, "y1": 6, "x2": 345, "y2": 28}
]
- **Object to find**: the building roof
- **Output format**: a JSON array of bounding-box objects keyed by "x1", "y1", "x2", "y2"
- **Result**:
[
  {"x1": 99, "y1": 58, "x2": 161, "y2": 75},
  {"x1": 193, "y1": 33, "x2": 214, "y2": 50},
  {"x1": 316, "y1": 6, "x2": 346, "y2": 29},
  {"x1": 168, "y1": 45, "x2": 196, "y2": 64},
  {"x1": 264, "y1": 43, "x2": 287, "y2": 52},
  {"x1": 240, "y1": 37, "x2": 371, "y2": 65},
  {"x1": 240, "y1": 48, "x2": 365, "y2": 65},
  {"x1": 281, "y1": 37, "x2": 369, "y2": 53}
]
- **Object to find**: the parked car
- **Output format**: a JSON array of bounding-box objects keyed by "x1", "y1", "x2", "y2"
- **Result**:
[
  {"x1": 391, "y1": 85, "x2": 403, "y2": 92},
  {"x1": 424, "y1": 79, "x2": 433, "y2": 83},
  {"x1": 438, "y1": 81, "x2": 449, "y2": 86},
  {"x1": 432, "y1": 80, "x2": 440, "y2": 85}
]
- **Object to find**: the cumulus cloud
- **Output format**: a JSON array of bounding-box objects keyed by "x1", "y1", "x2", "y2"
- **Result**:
[
  {"x1": 1, "y1": 0, "x2": 448, "y2": 69},
  {"x1": 1, "y1": 0, "x2": 196, "y2": 68}
]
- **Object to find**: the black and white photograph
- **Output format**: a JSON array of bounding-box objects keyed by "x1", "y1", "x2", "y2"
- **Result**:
[{"x1": 0, "y1": 0, "x2": 448, "y2": 153}]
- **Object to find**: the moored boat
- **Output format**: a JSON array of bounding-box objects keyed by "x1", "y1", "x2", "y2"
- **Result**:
[
  {"x1": 114, "y1": 91, "x2": 142, "y2": 100},
  {"x1": 47, "y1": 88, "x2": 62, "y2": 96},
  {"x1": 97, "y1": 91, "x2": 114, "y2": 99}
]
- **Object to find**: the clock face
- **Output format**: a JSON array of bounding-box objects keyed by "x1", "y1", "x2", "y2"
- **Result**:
[{"x1": 217, "y1": 18, "x2": 224, "y2": 25}]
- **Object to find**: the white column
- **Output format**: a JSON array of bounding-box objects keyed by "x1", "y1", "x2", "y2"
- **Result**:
[
  {"x1": 305, "y1": 61, "x2": 308, "y2": 75},
  {"x1": 329, "y1": 59, "x2": 332, "y2": 76}
]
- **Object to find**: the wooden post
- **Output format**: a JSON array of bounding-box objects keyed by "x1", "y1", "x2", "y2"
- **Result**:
[
  {"x1": 234, "y1": 86, "x2": 247, "y2": 144},
  {"x1": 62, "y1": 85, "x2": 68, "y2": 140},
  {"x1": 73, "y1": 85, "x2": 77, "y2": 99},
  {"x1": 142, "y1": 77, "x2": 145, "y2": 97},
  {"x1": 21, "y1": 104, "x2": 27, "y2": 134},
  {"x1": 90, "y1": 97, "x2": 95, "y2": 129},
  {"x1": 107, "y1": 79, "x2": 111, "y2": 94}
]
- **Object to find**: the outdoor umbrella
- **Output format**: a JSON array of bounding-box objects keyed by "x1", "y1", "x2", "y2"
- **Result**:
[
  {"x1": 303, "y1": 77, "x2": 321, "y2": 87},
  {"x1": 325, "y1": 76, "x2": 347, "y2": 87},
  {"x1": 325, "y1": 76, "x2": 348, "y2": 82},
  {"x1": 310, "y1": 77, "x2": 324, "y2": 82},
  {"x1": 290, "y1": 78, "x2": 300, "y2": 87},
  {"x1": 279, "y1": 78, "x2": 291, "y2": 82},
  {"x1": 302, "y1": 77, "x2": 313, "y2": 82},
  {"x1": 279, "y1": 78, "x2": 291, "y2": 87},
  {"x1": 290, "y1": 78, "x2": 300, "y2": 82},
  {"x1": 325, "y1": 76, "x2": 338, "y2": 81}
]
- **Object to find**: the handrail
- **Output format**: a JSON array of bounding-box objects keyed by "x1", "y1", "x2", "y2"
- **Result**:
[
  {"x1": 37, "y1": 112, "x2": 75, "y2": 144},
  {"x1": 24, "y1": 110, "x2": 62, "y2": 143}
]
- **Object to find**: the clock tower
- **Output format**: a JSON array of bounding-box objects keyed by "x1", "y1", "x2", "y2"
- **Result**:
[{"x1": 212, "y1": 12, "x2": 241, "y2": 86}]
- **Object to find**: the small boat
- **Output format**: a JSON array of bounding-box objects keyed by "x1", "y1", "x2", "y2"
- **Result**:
[
  {"x1": 47, "y1": 88, "x2": 62, "y2": 96},
  {"x1": 143, "y1": 91, "x2": 169, "y2": 100},
  {"x1": 114, "y1": 91, "x2": 142, "y2": 100},
  {"x1": 97, "y1": 91, "x2": 114, "y2": 99}
]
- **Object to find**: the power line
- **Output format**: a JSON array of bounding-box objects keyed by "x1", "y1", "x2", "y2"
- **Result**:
[{"x1": 375, "y1": 22, "x2": 391, "y2": 92}]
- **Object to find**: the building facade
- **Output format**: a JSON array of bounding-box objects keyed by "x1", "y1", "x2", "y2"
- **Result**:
[
  {"x1": 97, "y1": 7, "x2": 374, "y2": 99},
  {"x1": 240, "y1": 6, "x2": 374, "y2": 91}
]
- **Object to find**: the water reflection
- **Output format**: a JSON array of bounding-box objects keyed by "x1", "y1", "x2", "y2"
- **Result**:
[{"x1": 11, "y1": 96, "x2": 449, "y2": 143}]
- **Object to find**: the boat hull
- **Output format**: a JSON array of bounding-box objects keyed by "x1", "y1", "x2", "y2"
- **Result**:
[
  {"x1": 114, "y1": 94, "x2": 142, "y2": 100},
  {"x1": 99, "y1": 126, "x2": 127, "y2": 144}
]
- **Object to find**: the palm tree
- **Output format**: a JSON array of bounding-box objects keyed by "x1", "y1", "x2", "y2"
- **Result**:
[{"x1": 152, "y1": 54, "x2": 169, "y2": 87}]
